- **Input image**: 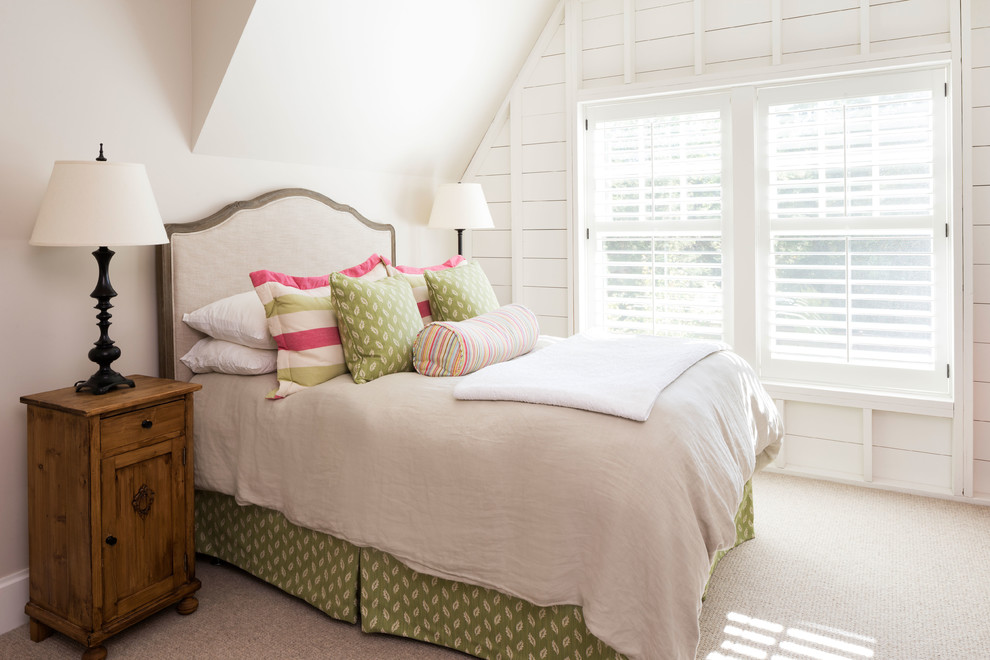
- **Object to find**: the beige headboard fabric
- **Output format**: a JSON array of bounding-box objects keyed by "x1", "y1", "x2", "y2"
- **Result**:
[{"x1": 157, "y1": 188, "x2": 396, "y2": 381}]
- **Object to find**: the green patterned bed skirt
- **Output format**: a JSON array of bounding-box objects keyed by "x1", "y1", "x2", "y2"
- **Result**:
[
  {"x1": 194, "y1": 490, "x2": 360, "y2": 623},
  {"x1": 195, "y1": 479, "x2": 754, "y2": 659},
  {"x1": 360, "y1": 547, "x2": 623, "y2": 659},
  {"x1": 709, "y1": 478, "x2": 755, "y2": 594}
]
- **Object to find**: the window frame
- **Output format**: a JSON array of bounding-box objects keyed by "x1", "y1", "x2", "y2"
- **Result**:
[
  {"x1": 755, "y1": 67, "x2": 951, "y2": 397},
  {"x1": 579, "y1": 64, "x2": 953, "y2": 400},
  {"x1": 583, "y1": 92, "x2": 734, "y2": 344}
]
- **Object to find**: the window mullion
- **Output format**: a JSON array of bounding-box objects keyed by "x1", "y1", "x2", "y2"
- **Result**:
[
  {"x1": 650, "y1": 121, "x2": 656, "y2": 336},
  {"x1": 651, "y1": 236, "x2": 657, "y2": 335},
  {"x1": 845, "y1": 235, "x2": 852, "y2": 365},
  {"x1": 843, "y1": 103, "x2": 849, "y2": 218}
]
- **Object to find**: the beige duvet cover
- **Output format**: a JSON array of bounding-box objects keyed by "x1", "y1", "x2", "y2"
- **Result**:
[{"x1": 191, "y1": 348, "x2": 782, "y2": 659}]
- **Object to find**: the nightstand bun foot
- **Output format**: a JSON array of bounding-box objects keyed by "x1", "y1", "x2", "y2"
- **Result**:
[
  {"x1": 176, "y1": 595, "x2": 199, "y2": 615},
  {"x1": 81, "y1": 645, "x2": 107, "y2": 660},
  {"x1": 29, "y1": 617, "x2": 53, "y2": 642}
]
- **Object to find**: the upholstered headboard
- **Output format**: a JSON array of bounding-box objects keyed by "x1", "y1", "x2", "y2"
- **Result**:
[{"x1": 156, "y1": 188, "x2": 396, "y2": 381}]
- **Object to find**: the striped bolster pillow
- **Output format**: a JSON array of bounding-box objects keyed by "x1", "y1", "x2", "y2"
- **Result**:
[
  {"x1": 250, "y1": 254, "x2": 388, "y2": 399},
  {"x1": 412, "y1": 304, "x2": 540, "y2": 377}
]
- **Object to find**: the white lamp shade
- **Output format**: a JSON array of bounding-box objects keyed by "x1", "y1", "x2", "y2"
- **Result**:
[
  {"x1": 427, "y1": 183, "x2": 494, "y2": 230},
  {"x1": 30, "y1": 160, "x2": 167, "y2": 247}
]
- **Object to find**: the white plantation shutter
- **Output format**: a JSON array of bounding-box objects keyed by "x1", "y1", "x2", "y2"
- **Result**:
[
  {"x1": 582, "y1": 67, "x2": 950, "y2": 397},
  {"x1": 759, "y1": 69, "x2": 949, "y2": 395},
  {"x1": 769, "y1": 233, "x2": 936, "y2": 366},
  {"x1": 593, "y1": 234, "x2": 723, "y2": 338},
  {"x1": 766, "y1": 92, "x2": 935, "y2": 220},
  {"x1": 586, "y1": 96, "x2": 728, "y2": 340}
]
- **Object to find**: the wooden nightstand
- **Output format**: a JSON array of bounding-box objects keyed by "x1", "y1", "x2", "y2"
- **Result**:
[{"x1": 20, "y1": 375, "x2": 202, "y2": 660}]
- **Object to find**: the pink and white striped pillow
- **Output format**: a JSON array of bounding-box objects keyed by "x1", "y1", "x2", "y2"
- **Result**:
[
  {"x1": 384, "y1": 255, "x2": 466, "y2": 324},
  {"x1": 411, "y1": 304, "x2": 540, "y2": 377},
  {"x1": 250, "y1": 254, "x2": 388, "y2": 399}
]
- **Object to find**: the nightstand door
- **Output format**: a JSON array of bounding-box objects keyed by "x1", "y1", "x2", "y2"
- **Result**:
[{"x1": 100, "y1": 436, "x2": 187, "y2": 622}]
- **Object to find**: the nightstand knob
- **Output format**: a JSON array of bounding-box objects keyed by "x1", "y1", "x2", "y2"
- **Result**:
[
  {"x1": 105, "y1": 535, "x2": 117, "y2": 546},
  {"x1": 141, "y1": 419, "x2": 153, "y2": 429}
]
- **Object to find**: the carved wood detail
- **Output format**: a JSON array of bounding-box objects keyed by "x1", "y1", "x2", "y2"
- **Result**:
[{"x1": 131, "y1": 484, "x2": 155, "y2": 519}]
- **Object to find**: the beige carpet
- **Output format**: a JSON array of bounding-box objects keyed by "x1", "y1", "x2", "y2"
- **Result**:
[{"x1": 2, "y1": 471, "x2": 988, "y2": 659}]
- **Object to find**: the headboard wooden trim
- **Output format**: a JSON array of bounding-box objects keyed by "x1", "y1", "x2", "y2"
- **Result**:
[{"x1": 156, "y1": 188, "x2": 396, "y2": 379}]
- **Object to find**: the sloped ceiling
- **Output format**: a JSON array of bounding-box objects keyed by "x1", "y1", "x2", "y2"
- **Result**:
[{"x1": 191, "y1": 0, "x2": 558, "y2": 180}]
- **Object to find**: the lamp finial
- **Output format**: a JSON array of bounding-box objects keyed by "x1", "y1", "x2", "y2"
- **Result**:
[{"x1": 96, "y1": 144, "x2": 106, "y2": 162}]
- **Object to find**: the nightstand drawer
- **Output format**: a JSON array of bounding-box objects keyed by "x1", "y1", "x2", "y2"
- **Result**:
[{"x1": 101, "y1": 399, "x2": 185, "y2": 453}]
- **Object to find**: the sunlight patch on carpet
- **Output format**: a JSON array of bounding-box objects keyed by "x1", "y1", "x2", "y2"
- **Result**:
[{"x1": 706, "y1": 612, "x2": 876, "y2": 660}]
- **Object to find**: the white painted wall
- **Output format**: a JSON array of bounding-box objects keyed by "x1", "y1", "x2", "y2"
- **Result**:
[
  {"x1": 191, "y1": 0, "x2": 559, "y2": 181},
  {"x1": 0, "y1": 0, "x2": 456, "y2": 634},
  {"x1": 466, "y1": 0, "x2": 986, "y2": 502}
]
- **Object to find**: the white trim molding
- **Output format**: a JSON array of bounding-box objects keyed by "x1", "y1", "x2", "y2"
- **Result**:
[{"x1": 0, "y1": 568, "x2": 28, "y2": 636}]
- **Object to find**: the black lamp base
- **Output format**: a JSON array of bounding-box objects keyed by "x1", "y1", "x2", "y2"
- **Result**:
[
  {"x1": 75, "y1": 371, "x2": 135, "y2": 395},
  {"x1": 75, "y1": 246, "x2": 135, "y2": 395}
]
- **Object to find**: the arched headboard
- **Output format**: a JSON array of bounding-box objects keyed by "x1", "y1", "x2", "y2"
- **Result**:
[{"x1": 156, "y1": 188, "x2": 396, "y2": 381}]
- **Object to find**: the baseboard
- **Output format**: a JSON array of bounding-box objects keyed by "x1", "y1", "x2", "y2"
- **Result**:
[
  {"x1": 762, "y1": 465, "x2": 971, "y2": 503},
  {"x1": 0, "y1": 569, "x2": 28, "y2": 636}
]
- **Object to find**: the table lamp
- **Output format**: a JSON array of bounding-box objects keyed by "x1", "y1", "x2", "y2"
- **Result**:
[
  {"x1": 427, "y1": 182, "x2": 494, "y2": 256},
  {"x1": 30, "y1": 145, "x2": 168, "y2": 394}
]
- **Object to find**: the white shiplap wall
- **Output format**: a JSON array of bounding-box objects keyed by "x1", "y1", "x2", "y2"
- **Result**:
[
  {"x1": 971, "y1": 2, "x2": 990, "y2": 498},
  {"x1": 470, "y1": 11, "x2": 572, "y2": 337},
  {"x1": 463, "y1": 0, "x2": 985, "y2": 503}
]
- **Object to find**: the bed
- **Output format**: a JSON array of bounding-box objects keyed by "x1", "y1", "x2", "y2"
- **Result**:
[{"x1": 156, "y1": 188, "x2": 782, "y2": 660}]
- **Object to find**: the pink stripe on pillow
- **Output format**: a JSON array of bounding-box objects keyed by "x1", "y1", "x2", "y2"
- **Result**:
[
  {"x1": 339, "y1": 254, "x2": 388, "y2": 277},
  {"x1": 250, "y1": 270, "x2": 330, "y2": 290},
  {"x1": 250, "y1": 254, "x2": 387, "y2": 289},
  {"x1": 277, "y1": 326, "x2": 341, "y2": 352},
  {"x1": 395, "y1": 255, "x2": 465, "y2": 274}
]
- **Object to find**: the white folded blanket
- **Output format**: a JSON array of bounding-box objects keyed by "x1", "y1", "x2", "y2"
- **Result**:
[{"x1": 453, "y1": 333, "x2": 727, "y2": 421}]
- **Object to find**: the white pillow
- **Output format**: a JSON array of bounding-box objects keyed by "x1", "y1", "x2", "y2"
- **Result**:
[
  {"x1": 183, "y1": 291, "x2": 275, "y2": 349},
  {"x1": 180, "y1": 338, "x2": 277, "y2": 375}
]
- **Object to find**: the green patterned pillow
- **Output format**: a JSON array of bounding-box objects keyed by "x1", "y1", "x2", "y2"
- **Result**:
[
  {"x1": 423, "y1": 261, "x2": 499, "y2": 322},
  {"x1": 329, "y1": 272, "x2": 424, "y2": 384}
]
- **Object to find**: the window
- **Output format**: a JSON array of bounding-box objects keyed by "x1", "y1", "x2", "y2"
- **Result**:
[
  {"x1": 583, "y1": 67, "x2": 951, "y2": 398},
  {"x1": 585, "y1": 94, "x2": 730, "y2": 340},
  {"x1": 758, "y1": 69, "x2": 949, "y2": 395}
]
